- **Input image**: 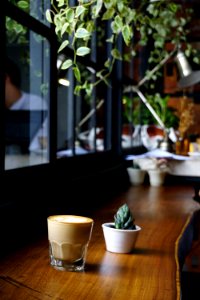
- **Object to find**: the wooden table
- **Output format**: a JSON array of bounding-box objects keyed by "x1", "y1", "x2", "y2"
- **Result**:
[{"x1": 0, "y1": 185, "x2": 199, "y2": 300}]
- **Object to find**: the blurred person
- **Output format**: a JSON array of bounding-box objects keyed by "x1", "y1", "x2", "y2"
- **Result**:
[{"x1": 5, "y1": 57, "x2": 48, "y2": 153}]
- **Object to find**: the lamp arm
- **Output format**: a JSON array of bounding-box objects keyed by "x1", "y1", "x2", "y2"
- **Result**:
[
  {"x1": 76, "y1": 99, "x2": 104, "y2": 129},
  {"x1": 123, "y1": 47, "x2": 179, "y2": 134},
  {"x1": 133, "y1": 87, "x2": 166, "y2": 131},
  {"x1": 138, "y1": 47, "x2": 178, "y2": 87}
]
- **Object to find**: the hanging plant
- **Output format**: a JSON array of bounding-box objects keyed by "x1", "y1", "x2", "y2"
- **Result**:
[{"x1": 46, "y1": 0, "x2": 197, "y2": 96}]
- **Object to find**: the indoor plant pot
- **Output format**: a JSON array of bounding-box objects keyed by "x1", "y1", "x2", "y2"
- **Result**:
[
  {"x1": 127, "y1": 161, "x2": 146, "y2": 186},
  {"x1": 148, "y1": 169, "x2": 166, "y2": 187},
  {"x1": 139, "y1": 157, "x2": 169, "y2": 187},
  {"x1": 102, "y1": 204, "x2": 141, "y2": 253},
  {"x1": 147, "y1": 158, "x2": 169, "y2": 187}
]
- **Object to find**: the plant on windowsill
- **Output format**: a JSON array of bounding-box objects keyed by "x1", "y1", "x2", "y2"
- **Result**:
[
  {"x1": 45, "y1": 0, "x2": 198, "y2": 97},
  {"x1": 102, "y1": 203, "x2": 141, "y2": 253},
  {"x1": 122, "y1": 93, "x2": 180, "y2": 151}
]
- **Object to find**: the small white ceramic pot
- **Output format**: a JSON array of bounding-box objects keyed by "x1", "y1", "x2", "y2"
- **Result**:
[
  {"x1": 148, "y1": 169, "x2": 166, "y2": 187},
  {"x1": 102, "y1": 223, "x2": 141, "y2": 253},
  {"x1": 127, "y1": 168, "x2": 146, "y2": 186}
]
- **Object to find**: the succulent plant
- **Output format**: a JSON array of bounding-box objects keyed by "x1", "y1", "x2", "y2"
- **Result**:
[{"x1": 114, "y1": 204, "x2": 136, "y2": 230}]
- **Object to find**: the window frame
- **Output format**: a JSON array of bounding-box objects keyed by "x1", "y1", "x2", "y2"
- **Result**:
[{"x1": 0, "y1": 0, "x2": 124, "y2": 174}]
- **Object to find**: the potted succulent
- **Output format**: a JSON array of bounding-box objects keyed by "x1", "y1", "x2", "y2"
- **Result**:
[
  {"x1": 102, "y1": 203, "x2": 141, "y2": 253},
  {"x1": 127, "y1": 160, "x2": 146, "y2": 186}
]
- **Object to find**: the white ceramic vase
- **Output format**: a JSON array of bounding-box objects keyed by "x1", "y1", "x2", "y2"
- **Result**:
[
  {"x1": 148, "y1": 169, "x2": 166, "y2": 187},
  {"x1": 127, "y1": 168, "x2": 146, "y2": 186},
  {"x1": 102, "y1": 223, "x2": 141, "y2": 253}
]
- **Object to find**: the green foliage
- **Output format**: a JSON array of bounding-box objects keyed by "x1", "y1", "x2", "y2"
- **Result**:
[
  {"x1": 6, "y1": 1, "x2": 29, "y2": 44},
  {"x1": 123, "y1": 93, "x2": 179, "y2": 129},
  {"x1": 145, "y1": 93, "x2": 179, "y2": 128},
  {"x1": 122, "y1": 95, "x2": 141, "y2": 124},
  {"x1": 46, "y1": 0, "x2": 197, "y2": 96},
  {"x1": 114, "y1": 203, "x2": 136, "y2": 230}
]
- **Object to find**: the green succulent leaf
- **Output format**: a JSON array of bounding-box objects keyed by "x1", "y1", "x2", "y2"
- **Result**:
[{"x1": 114, "y1": 204, "x2": 135, "y2": 230}]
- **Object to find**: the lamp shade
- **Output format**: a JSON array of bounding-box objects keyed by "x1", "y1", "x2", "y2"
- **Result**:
[{"x1": 175, "y1": 50, "x2": 200, "y2": 88}]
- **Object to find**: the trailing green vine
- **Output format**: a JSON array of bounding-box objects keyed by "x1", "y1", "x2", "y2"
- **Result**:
[{"x1": 46, "y1": 0, "x2": 198, "y2": 96}]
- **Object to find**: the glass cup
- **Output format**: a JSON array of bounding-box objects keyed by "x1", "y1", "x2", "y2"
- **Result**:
[{"x1": 47, "y1": 215, "x2": 94, "y2": 272}]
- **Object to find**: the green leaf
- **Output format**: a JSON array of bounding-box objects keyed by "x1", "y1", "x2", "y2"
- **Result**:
[
  {"x1": 74, "y1": 85, "x2": 82, "y2": 96},
  {"x1": 117, "y1": 1, "x2": 124, "y2": 13},
  {"x1": 61, "y1": 23, "x2": 69, "y2": 36},
  {"x1": 102, "y1": 8, "x2": 115, "y2": 20},
  {"x1": 85, "y1": 83, "x2": 93, "y2": 96},
  {"x1": 193, "y1": 57, "x2": 199, "y2": 64},
  {"x1": 122, "y1": 25, "x2": 132, "y2": 46},
  {"x1": 61, "y1": 59, "x2": 73, "y2": 70},
  {"x1": 86, "y1": 21, "x2": 95, "y2": 33},
  {"x1": 57, "y1": 0, "x2": 65, "y2": 7},
  {"x1": 15, "y1": 23, "x2": 24, "y2": 34},
  {"x1": 75, "y1": 28, "x2": 91, "y2": 38},
  {"x1": 106, "y1": 35, "x2": 114, "y2": 43},
  {"x1": 94, "y1": 0, "x2": 103, "y2": 17},
  {"x1": 58, "y1": 40, "x2": 69, "y2": 53},
  {"x1": 76, "y1": 46, "x2": 90, "y2": 56},
  {"x1": 111, "y1": 48, "x2": 122, "y2": 60},
  {"x1": 18, "y1": 1, "x2": 29, "y2": 9},
  {"x1": 73, "y1": 66, "x2": 81, "y2": 82},
  {"x1": 65, "y1": 8, "x2": 74, "y2": 23},
  {"x1": 46, "y1": 10, "x2": 53, "y2": 23},
  {"x1": 111, "y1": 16, "x2": 123, "y2": 34},
  {"x1": 75, "y1": 6, "x2": 86, "y2": 18},
  {"x1": 104, "y1": 59, "x2": 111, "y2": 68},
  {"x1": 114, "y1": 15, "x2": 123, "y2": 28}
]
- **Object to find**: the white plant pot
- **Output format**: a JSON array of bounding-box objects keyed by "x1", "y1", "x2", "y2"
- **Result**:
[
  {"x1": 148, "y1": 169, "x2": 166, "y2": 187},
  {"x1": 102, "y1": 223, "x2": 141, "y2": 253},
  {"x1": 127, "y1": 168, "x2": 146, "y2": 186}
]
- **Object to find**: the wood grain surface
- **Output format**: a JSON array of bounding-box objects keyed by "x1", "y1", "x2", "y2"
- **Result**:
[{"x1": 0, "y1": 184, "x2": 199, "y2": 300}]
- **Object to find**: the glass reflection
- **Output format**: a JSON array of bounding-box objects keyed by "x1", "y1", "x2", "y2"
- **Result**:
[
  {"x1": 5, "y1": 18, "x2": 50, "y2": 169},
  {"x1": 8, "y1": 0, "x2": 50, "y2": 26}
]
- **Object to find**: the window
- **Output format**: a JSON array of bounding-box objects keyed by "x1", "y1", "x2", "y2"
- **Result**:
[
  {"x1": 5, "y1": 20, "x2": 50, "y2": 169},
  {"x1": 3, "y1": 1, "x2": 53, "y2": 170},
  {"x1": 1, "y1": 0, "x2": 122, "y2": 172}
]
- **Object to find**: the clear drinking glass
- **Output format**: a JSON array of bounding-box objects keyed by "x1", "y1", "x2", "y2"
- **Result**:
[{"x1": 47, "y1": 215, "x2": 94, "y2": 272}]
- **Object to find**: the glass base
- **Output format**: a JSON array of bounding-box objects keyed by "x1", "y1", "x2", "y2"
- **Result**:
[{"x1": 50, "y1": 256, "x2": 85, "y2": 272}]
